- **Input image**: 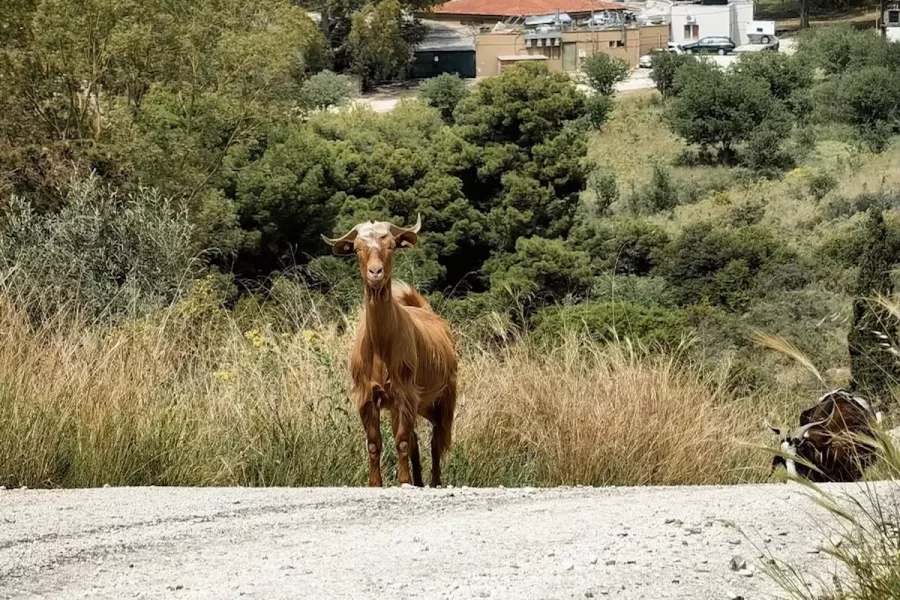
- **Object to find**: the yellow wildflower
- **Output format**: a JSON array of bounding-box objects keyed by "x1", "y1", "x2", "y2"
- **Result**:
[
  {"x1": 213, "y1": 371, "x2": 236, "y2": 383},
  {"x1": 243, "y1": 328, "x2": 265, "y2": 348}
]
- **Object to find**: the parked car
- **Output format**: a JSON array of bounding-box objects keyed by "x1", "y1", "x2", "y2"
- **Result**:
[
  {"x1": 638, "y1": 42, "x2": 683, "y2": 68},
  {"x1": 680, "y1": 36, "x2": 736, "y2": 55}
]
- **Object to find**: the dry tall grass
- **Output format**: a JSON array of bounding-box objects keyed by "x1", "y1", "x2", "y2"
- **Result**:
[{"x1": 0, "y1": 285, "x2": 776, "y2": 489}]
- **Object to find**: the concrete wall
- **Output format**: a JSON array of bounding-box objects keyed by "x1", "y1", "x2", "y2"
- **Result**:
[
  {"x1": 670, "y1": 1, "x2": 753, "y2": 45},
  {"x1": 475, "y1": 25, "x2": 669, "y2": 77}
]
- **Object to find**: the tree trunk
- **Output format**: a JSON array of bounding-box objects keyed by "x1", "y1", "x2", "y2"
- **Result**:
[{"x1": 800, "y1": 0, "x2": 810, "y2": 29}]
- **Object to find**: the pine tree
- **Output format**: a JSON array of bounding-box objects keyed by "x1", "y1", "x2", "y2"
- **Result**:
[{"x1": 848, "y1": 207, "x2": 898, "y2": 408}]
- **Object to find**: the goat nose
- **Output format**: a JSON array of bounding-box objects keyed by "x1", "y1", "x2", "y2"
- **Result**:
[{"x1": 368, "y1": 266, "x2": 384, "y2": 277}]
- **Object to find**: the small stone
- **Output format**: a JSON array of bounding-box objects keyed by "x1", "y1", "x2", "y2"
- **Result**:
[
  {"x1": 807, "y1": 547, "x2": 821, "y2": 555},
  {"x1": 401, "y1": 483, "x2": 414, "y2": 489},
  {"x1": 665, "y1": 518, "x2": 683, "y2": 526},
  {"x1": 727, "y1": 538, "x2": 741, "y2": 545},
  {"x1": 564, "y1": 563, "x2": 575, "y2": 572},
  {"x1": 588, "y1": 556, "x2": 598, "y2": 565},
  {"x1": 547, "y1": 552, "x2": 556, "y2": 557},
  {"x1": 729, "y1": 556, "x2": 747, "y2": 571},
  {"x1": 585, "y1": 592, "x2": 594, "y2": 598},
  {"x1": 727, "y1": 592, "x2": 744, "y2": 600},
  {"x1": 605, "y1": 559, "x2": 616, "y2": 566},
  {"x1": 684, "y1": 527, "x2": 703, "y2": 535},
  {"x1": 103, "y1": 483, "x2": 111, "y2": 488},
  {"x1": 737, "y1": 568, "x2": 754, "y2": 578},
  {"x1": 19, "y1": 486, "x2": 27, "y2": 491}
]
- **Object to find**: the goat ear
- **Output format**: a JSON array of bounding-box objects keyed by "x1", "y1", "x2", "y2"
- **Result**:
[
  {"x1": 394, "y1": 230, "x2": 418, "y2": 250},
  {"x1": 326, "y1": 239, "x2": 355, "y2": 256}
]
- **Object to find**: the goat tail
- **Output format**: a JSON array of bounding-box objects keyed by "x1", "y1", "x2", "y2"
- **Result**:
[
  {"x1": 432, "y1": 378, "x2": 457, "y2": 456},
  {"x1": 393, "y1": 280, "x2": 431, "y2": 310}
]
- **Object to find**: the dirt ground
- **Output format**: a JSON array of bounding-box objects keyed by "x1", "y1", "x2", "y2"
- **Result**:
[{"x1": 0, "y1": 482, "x2": 882, "y2": 600}]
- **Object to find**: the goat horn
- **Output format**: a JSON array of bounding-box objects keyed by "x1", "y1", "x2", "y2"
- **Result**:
[
  {"x1": 389, "y1": 213, "x2": 422, "y2": 236},
  {"x1": 791, "y1": 419, "x2": 826, "y2": 439},
  {"x1": 764, "y1": 420, "x2": 782, "y2": 436},
  {"x1": 321, "y1": 224, "x2": 361, "y2": 247}
]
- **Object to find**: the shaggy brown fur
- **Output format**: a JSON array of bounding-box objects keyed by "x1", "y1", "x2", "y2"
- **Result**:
[
  {"x1": 771, "y1": 389, "x2": 878, "y2": 482},
  {"x1": 323, "y1": 217, "x2": 458, "y2": 487}
]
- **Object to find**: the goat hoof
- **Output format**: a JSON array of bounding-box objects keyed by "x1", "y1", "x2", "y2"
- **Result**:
[
  {"x1": 367, "y1": 443, "x2": 378, "y2": 455},
  {"x1": 398, "y1": 441, "x2": 408, "y2": 453}
]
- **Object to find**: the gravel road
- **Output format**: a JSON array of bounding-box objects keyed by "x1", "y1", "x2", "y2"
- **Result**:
[{"x1": 0, "y1": 483, "x2": 879, "y2": 600}]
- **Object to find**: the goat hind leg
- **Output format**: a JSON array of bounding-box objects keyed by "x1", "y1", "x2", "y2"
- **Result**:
[{"x1": 410, "y1": 432, "x2": 424, "y2": 487}]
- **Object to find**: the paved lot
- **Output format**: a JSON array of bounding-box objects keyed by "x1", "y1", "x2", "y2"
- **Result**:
[{"x1": 0, "y1": 482, "x2": 878, "y2": 600}]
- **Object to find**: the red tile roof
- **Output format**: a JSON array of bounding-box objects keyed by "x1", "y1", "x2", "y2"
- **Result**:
[{"x1": 430, "y1": 0, "x2": 626, "y2": 17}]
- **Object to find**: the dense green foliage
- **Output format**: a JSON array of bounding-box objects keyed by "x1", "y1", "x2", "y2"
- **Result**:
[
  {"x1": 419, "y1": 73, "x2": 469, "y2": 124},
  {"x1": 298, "y1": 70, "x2": 356, "y2": 111},
  {"x1": 582, "y1": 53, "x2": 630, "y2": 96},
  {"x1": 848, "y1": 208, "x2": 898, "y2": 406}
]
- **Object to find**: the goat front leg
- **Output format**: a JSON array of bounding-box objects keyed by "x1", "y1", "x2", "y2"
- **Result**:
[
  {"x1": 359, "y1": 398, "x2": 383, "y2": 487},
  {"x1": 391, "y1": 408, "x2": 423, "y2": 487},
  {"x1": 389, "y1": 381, "x2": 420, "y2": 487}
]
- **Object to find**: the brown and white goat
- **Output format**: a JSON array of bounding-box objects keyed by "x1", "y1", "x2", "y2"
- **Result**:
[
  {"x1": 322, "y1": 215, "x2": 458, "y2": 487},
  {"x1": 769, "y1": 389, "x2": 879, "y2": 482}
]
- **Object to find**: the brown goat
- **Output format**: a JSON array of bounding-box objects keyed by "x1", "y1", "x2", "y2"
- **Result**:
[
  {"x1": 322, "y1": 215, "x2": 458, "y2": 487},
  {"x1": 769, "y1": 389, "x2": 879, "y2": 482}
]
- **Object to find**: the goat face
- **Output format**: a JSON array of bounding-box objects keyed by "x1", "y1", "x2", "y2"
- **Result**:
[
  {"x1": 768, "y1": 422, "x2": 819, "y2": 478},
  {"x1": 321, "y1": 215, "x2": 421, "y2": 291}
]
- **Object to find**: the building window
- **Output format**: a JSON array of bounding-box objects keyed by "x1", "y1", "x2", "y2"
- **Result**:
[
  {"x1": 616, "y1": 40, "x2": 625, "y2": 47},
  {"x1": 608, "y1": 41, "x2": 616, "y2": 48},
  {"x1": 889, "y1": 9, "x2": 900, "y2": 23},
  {"x1": 684, "y1": 23, "x2": 699, "y2": 39},
  {"x1": 552, "y1": 46, "x2": 561, "y2": 59}
]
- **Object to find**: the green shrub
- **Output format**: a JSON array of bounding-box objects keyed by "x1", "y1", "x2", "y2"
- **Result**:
[
  {"x1": 570, "y1": 218, "x2": 670, "y2": 276},
  {"x1": 650, "y1": 52, "x2": 693, "y2": 98},
  {"x1": 590, "y1": 274, "x2": 675, "y2": 307},
  {"x1": 582, "y1": 53, "x2": 630, "y2": 95},
  {"x1": 817, "y1": 66, "x2": 900, "y2": 149},
  {"x1": 795, "y1": 24, "x2": 900, "y2": 76},
  {"x1": 0, "y1": 176, "x2": 200, "y2": 320},
  {"x1": 807, "y1": 169, "x2": 838, "y2": 201},
  {"x1": 484, "y1": 236, "x2": 596, "y2": 305},
  {"x1": 587, "y1": 170, "x2": 619, "y2": 216},
  {"x1": 419, "y1": 73, "x2": 468, "y2": 124},
  {"x1": 743, "y1": 124, "x2": 795, "y2": 172},
  {"x1": 584, "y1": 93, "x2": 614, "y2": 130},
  {"x1": 530, "y1": 302, "x2": 687, "y2": 348},
  {"x1": 667, "y1": 64, "x2": 790, "y2": 163},
  {"x1": 632, "y1": 163, "x2": 678, "y2": 213},
  {"x1": 849, "y1": 208, "x2": 899, "y2": 405},
  {"x1": 658, "y1": 222, "x2": 794, "y2": 310},
  {"x1": 298, "y1": 70, "x2": 355, "y2": 111},
  {"x1": 733, "y1": 52, "x2": 813, "y2": 104}
]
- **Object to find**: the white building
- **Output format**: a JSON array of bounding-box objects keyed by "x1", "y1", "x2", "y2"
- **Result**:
[
  {"x1": 669, "y1": 0, "x2": 754, "y2": 46},
  {"x1": 885, "y1": 2, "x2": 900, "y2": 42}
]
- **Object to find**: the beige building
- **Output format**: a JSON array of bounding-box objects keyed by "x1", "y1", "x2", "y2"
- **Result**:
[{"x1": 475, "y1": 25, "x2": 669, "y2": 77}]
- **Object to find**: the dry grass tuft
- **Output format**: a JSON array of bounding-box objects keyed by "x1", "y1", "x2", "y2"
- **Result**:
[{"x1": 0, "y1": 290, "x2": 774, "y2": 489}]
